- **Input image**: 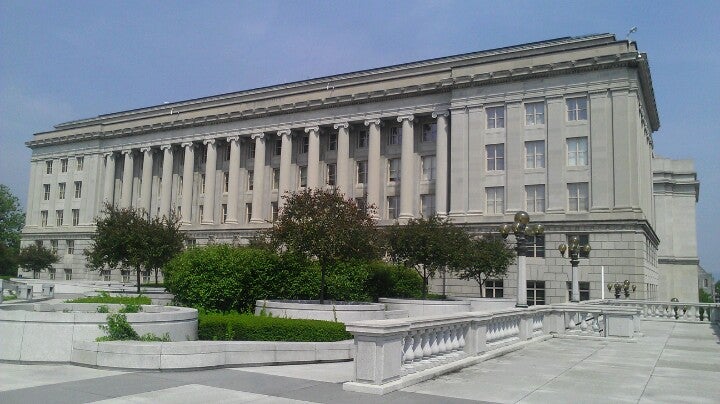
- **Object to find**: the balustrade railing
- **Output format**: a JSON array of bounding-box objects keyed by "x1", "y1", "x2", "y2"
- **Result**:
[{"x1": 594, "y1": 300, "x2": 719, "y2": 323}]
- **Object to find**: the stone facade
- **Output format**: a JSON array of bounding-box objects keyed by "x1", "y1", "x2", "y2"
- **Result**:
[{"x1": 21, "y1": 33, "x2": 697, "y2": 303}]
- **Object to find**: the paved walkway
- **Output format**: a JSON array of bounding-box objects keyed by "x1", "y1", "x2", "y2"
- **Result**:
[{"x1": 1, "y1": 321, "x2": 718, "y2": 403}]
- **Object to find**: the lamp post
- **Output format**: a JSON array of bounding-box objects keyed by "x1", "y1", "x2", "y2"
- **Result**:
[
  {"x1": 558, "y1": 235, "x2": 591, "y2": 303},
  {"x1": 607, "y1": 280, "x2": 636, "y2": 299},
  {"x1": 500, "y1": 211, "x2": 544, "y2": 308}
]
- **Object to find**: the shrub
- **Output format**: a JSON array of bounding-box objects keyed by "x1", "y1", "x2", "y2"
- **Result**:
[
  {"x1": 119, "y1": 303, "x2": 142, "y2": 313},
  {"x1": 96, "y1": 313, "x2": 169, "y2": 342},
  {"x1": 198, "y1": 311, "x2": 352, "y2": 342},
  {"x1": 65, "y1": 291, "x2": 151, "y2": 305},
  {"x1": 96, "y1": 305, "x2": 110, "y2": 313}
]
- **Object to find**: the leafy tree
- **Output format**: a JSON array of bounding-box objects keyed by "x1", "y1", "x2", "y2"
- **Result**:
[
  {"x1": 384, "y1": 215, "x2": 470, "y2": 299},
  {"x1": 268, "y1": 189, "x2": 381, "y2": 303},
  {"x1": 698, "y1": 288, "x2": 713, "y2": 303},
  {"x1": 0, "y1": 184, "x2": 25, "y2": 275},
  {"x1": 17, "y1": 244, "x2": 58, "y2": 278},
  {"x1": 85, "y1": 204, "x2": 185, "y2": 293},
  {"x1": 453, "y1": 235, "x2": 516, "y2": 297},
  {"x1": 715, "y1": 281, "x2": 720, "y2": 299}
]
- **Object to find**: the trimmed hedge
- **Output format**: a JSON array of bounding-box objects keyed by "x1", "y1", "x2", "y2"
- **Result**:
[
  {"x1": 65, "y1": 292, "x2": 151, "y2": 305},
  {"x1": 198, "y1": 312, "x2": 352, "y2": 342}
]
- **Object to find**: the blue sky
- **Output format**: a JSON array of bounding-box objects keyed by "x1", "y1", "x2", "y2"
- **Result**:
[{"x1": 1, "y1": 0, "x2": 718, "y2": 279}]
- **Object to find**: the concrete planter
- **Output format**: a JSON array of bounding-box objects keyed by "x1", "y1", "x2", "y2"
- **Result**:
[
  {"x1": 466, "y1": 298, "x2": 517, "y2": 313},
  {"x1": 0, "y1": 303, "x2": 197, "y2": 362},
  {"x1": 255, "y1": 300, "x2": 387, "y2": 322},
  {"x1": 379, "y1": 298, "x2": 471, "y2": 317}
]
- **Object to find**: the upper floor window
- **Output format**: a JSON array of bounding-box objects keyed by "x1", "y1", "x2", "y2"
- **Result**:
[
  {"x1": 60, "y1": 158, "x2": 68, "y2": 173},
  {"x1": 41, "y1": 210, "x2": 48, "y2": 227},
  {"x1": 326, "y1": 163, "x2": 337, "y2": 186},
  {"x1": 58, "y1": 182, "x2": 66, "y2": 200},
  {"x1": 74, "y1": 181, "x2": 82, "y2": 199},
  {"x1": 248, "y1": 142, "x2": 256, "y2": 159},
  {"x1": 525, "y1": 141, "x2": 545, "y2": 169},
  {"x1": 388, "y1": 127, "x2": 401, "y2": 145},
  {"x1": 200, "y1": 174, "x2": 206, "y2": 194},
  {"x1": 298, "y1": 166, "x2": 308, "y2": 188},
  {"x1": 300, "y1": 136, "x2": 309, "y2": 154},
  {"x1": 223, "y1": 172, "x2": 229, "y2": 193},
  {"x1": 525, "y1": 102, "x2": 545, "y2": 125},
  {"x1": 245, "y1": 203, "x2": 252, "y2": 223},
  {"x1": 271, "y1": 202, "x2": 279, "y2": 222},
  {"x1": 272, "y1": 168, "x2": 280, "y2": 190},
  {"x1": 50, "y1": 240, "x2": 58, "y2": 253},
  {"x1": 387, "y1": 196, "x2": 399, "y2": 220},
  {"x1": 566, "y1": 97, "x2": 588, "y2": 121},
  {"x1": 56, "y1": 210, "x2": 64, "y2": 226},
  {"x1": 46, "y1": 160, "x2": 53, "y2": 174},
  {"x1": 357, "y1": 130, "x2": 369, "y2": 148},
  {"x1": 387, "y1": 158, "x2": 400, "y2": 183},
  {"x1": 525, "y1": 184, "x2": 545, "y2": 213},
  {"x1": 273, "y1": 139, "x2": 282, "y2": 156},
  {"x1": 221, "y1": 204, "x2": 228, "y2": 224},
  {"x1": 422, "y1": 123, "x2": 437, "y2": 142},
  {"x1": 76, "y1": 157, "x2": 84, "y2": 171},
  {"x1": 421, "y1": 155, "x2": 436, "y2": 181},
  {"x1": 72, "y1": 209, "x2": 80, "y2": 226},
  {"x1": 486, "y1": 106, "x2": 505, "y2": 129},
  {"x1": 486, "y1": 144, "x2": 505, "y2": 171},
  {"x1": 527, "y1": 235, "x2": 545, "y2": 258},
  {"x1": 567, "y1": 137, "x2": 588, "y2": 166},
  {"x1": 328, "y1": 133, "x2": 337, "y2": 151},
  {"x1": 222, "y1": 145, "x2": 230, "y2": 161},
  {"x1": 67, "y1": 239, "x2": 75, "y2": 255},
  {"x1": 486, "y1": 187, "x2": 504, "y2": 214},
  {"x1": 567, "y1": 183, "x2": 589, "y2": 212},
  {"x1": 421, "y1": 194, "x2": 435, "y2": 217},
  {"x1": 43, "y1": 184, "x2": 51, "y2": 201},
  {"x1": 247, "y1": 171, "x2": 254, "y2": 191},
  {"x1": 356, "y1": 161, "x2": 368, "y2": 184}
]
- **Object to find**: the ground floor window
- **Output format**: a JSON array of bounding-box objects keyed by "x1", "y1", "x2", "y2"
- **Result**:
[
  {"x1": 527, "y1": 280, "x2": 545, "y2": 306},
  {"x1": 48, "y1": 268, "x2": 56, "y2": 280},
  {"x1": 102, "y1": 269, "x2": 111, "y2": 282},
  {"x1": 64, "y1": 269, "x2": 72, "y2": 281},
  {"x1": 142, "y1": 271, "x2": 151, "y2": 284},
  {"x1": 121, "y1": 270, "x2": 131, "y2": 283},
  {"x1": 566, "y1": 281, "x2": 590, "y2": 301},
  {"x1": 485, "y1": 280, "x2": 503, "y2": 298}
]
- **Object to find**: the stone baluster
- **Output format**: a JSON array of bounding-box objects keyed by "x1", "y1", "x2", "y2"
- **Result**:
[
  {"x1": 159, "y1": 145, "x2": 174, "y2": 218},
  {"x1": 225, "y1": 135, "x2": 240, "y2": 223},
  {"x1": 403, "y1": 334, "x2": 415, "y2": 364},
  {"x1": 412, "y1": 330, "x2": 424, "y2": 363}
]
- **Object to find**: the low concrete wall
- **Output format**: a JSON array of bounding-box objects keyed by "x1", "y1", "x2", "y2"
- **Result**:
[
  {"x1": 0, "y1": 303, "x2": 197, "y2": 362},
  {"x1": 71, "y1": 339, "x2": 354, "y2": 370},
  {"x1": 255, "y1": 300, "x2": 387, "y2": 322},
  {"x1": 467, "y1": 298, "x2": 517, "y2": 313},
  {"x1": 379, "y1": 298, "x2": 471, "y2": 317}
]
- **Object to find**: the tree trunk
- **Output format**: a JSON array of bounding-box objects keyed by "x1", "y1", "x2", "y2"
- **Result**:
[
  {"x1": 320, "y1": 265, "x2": 326, "y2": 304},
  {"x1": 136, "y1": 267, "x2": 141, "y2": 294},
  {"x1": 155, "y1": 268, "x2": 159, "y2": 285},
  {"x1": 422, "y1": 274, "x2": 428, "y2": 300}
]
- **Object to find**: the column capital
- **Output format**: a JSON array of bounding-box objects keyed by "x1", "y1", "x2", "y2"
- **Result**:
[
  {"x1": 226, "y1": 135, "x2": 240, "y2": 143},
  {"x1": 181, "y1": 141, "x2": 194, "y2": 148},
  {"x1": 364, "y1": 118, "x2": 381, "y2": 127},
  {"x1": 277, "y1": 129, "x2": 291, "y2": 138},
  {"x1": 203, "y1": 138, "x2": 216, "y2": 146},
  {"x1": 160, "y1": 144, "x2": 173, "y2": 151},
  {"x1": 432, "y1": 110, "x2": 449, "y2": 119},
  {"x1": 333, "y1": 122, "x2": 349, "y2": 130},
  {"x1": 121, "y1": 149, "x2": 134, "y2": 155},
  {"x1": 103, "y1": 151, "x2": 115, "y2": 158},
  {"x1": 304, "y1": 126, "x2": 320, "y2": 134},
  {"x1": 251, "y1": 132, "x2": 265, "y2": 140},
  {"x1": 397, "y1": 114, "x2": 415, "y2": 123},
  {"x1": 140, "y1": 147, "x2": 152, "y2": 153}
]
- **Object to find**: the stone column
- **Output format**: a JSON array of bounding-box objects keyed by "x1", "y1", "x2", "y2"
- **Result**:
[
  {"x1": 365, "y1": 119, "x2": 381, "y2": 216},
  {"x1": 159, "y1": 145, "x2": 174, "y2": 218},
  {"x1": 433, "y1": 111, "x2": 449, "y2": 216},
  {"x1": 140, "y1": 147, "x2": 154, "y2": 215},
  {"x1": 278, "y1": 130, "x2": 292, "y2": 209},
  {"x1": 305, "y1": 126, "x2": 320, "y2": 189},
  {"x1": 398, "y1": 115, "x2": 415, "y2": 220},
  {"x1": 250, "y1": 133, "x2": 266, "y2": 223},
  {"x1": 202, "y1": 139, "x2": 217, "y2": 224},
  {"x1": 103, "y1": 152, "x2": 116, "y2": 204},
  {"x1": 225, "y1": 135, "x2": 240, "y2": 224},
  {"x1": 181, "y1": 142, "x2": 195, "y2": 224},
  {"x1": 334, "y1": 122, "x2": 350, "y2": 194},
  {"x1": 120, "y1": 150, "x2": 134, "y2": 208}
]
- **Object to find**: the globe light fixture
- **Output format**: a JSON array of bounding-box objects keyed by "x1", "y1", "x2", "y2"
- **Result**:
[
  {"x1": 499, "y1": 211, "x2": 544, "y2": 307},
  {"x1": 558, "y1": 235, "x2": 591, "y2": 303}
]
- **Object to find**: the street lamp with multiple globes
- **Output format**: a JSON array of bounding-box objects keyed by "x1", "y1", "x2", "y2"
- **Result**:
[
  {"x1": 558, "y1": 235, "x2": 591, "y2": 303},
  {"x1": 499, "y1": 211, "x2": 544, "y2": 308}
]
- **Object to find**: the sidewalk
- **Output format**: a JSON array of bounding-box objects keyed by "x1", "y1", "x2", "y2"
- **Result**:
[{"x1": 0, "y1": 321, "x2": 717, "y2": 403}]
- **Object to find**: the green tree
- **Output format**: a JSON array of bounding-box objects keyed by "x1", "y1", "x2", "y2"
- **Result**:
[
  {"x1": 17, "y1": 244, "x2": 58, "y2": 278},
  {"x1": 85, "y1": 204, "x2": 185, "y2": 293},
  {"x1": 698, "y1": 288, "x2": 713, "y2": 303},
  {"x1": 453, "y1": 235, "x2": 516, "y2": 297},
  {"x1": 268, "y1": 189, "x2": 381, "y2": 303},
  {"x1": 384, "y1": 215, "x2": 470, "y2": 299},
  {"x1": 0, "y1": 184, "x2": 25, "y2": 275},
  {"x1": 715, "y1": 280, "x2": 720, "y2": 298}
]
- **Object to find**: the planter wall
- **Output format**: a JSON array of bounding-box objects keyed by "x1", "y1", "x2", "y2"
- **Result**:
[
  {"x1": 379, "y1": 298, "x2": 471, "y2": 317},
  {"x1": 255, "y1": 300, "x2": 388, "y2": 322}
]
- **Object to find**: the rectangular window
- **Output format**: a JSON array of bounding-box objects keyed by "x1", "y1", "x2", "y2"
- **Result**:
[
  {"x1": 388, "y1": 127, "x2": 402, "y2": 145},
  {"x1": 355, "y1": 197, "x2": 367, "y2": 212},
  {"x1": 76, "y1": 157, "x2": 84, "y2": 171},
  {"x1": 64, "y1": 269, "x2": 72, "y2": 281},
  {"x1": 486, "y1": 106, "x2": 505, "y2": 129},
  {"x1": 567, "y1": 234, "x2": 590, "y2": 258},
  {"x1": 46, "y1": 160, "x2": 53, "y2": 174},
  {"x1": 55, "y1": 210, "x2": 63, "y2": 226},
  {"x1": 198, "y1": 205, "x2": 204, "y2": 223},
  {"x1": 245, "y1": 203, "x2": 252, "y2": 223},
  {"x1": 272, "y1": 168, "x2": 280, "y2": 190},
  {"x1": 527, "y1": 281, "x2": 546, "y2": 306},
  {"x1": 326, "y1": 163, "x2": 337, "y2": 186},
  {"x1": 221, "y1": 204, "x2": 227, "y2": 223},
  {"x1": 274, "y1": 139, "x2": 282, "y2": 156},
  {"x1": 224, "y1": 145, "x2": 231, "y2": 161},
  {"x1": 300, "y1": 136, "x2": 309, "y2": 154},
  {"x1": 387, "y1": 196, "x2": 399, "y2": 220},
  {"x1": 357, "y1": 130, "x2": 369, "y2": 148},
  {"x1": 299, "y1": 166, "x2": 308, "y2": 188},
  {"x1": 41, "y1": 211, "x2": 48, "y2": 227},
  {"x1": 61, "y1": 158, "x2": 68, "y2": 173},
  {"x1": 72, "y1": 209, "x2": 80, "y2": 226},
  {"x1": 200, "y1": 174, "x2": 206, "y2": 194},
  {"x1": 568, "y1": 183, "x2": 589, "y2": 212},
  {"x1": 74, "y1": 181, "x2": 82, "y2": 198},
  {"x1": 271, "y1": 202, "x2": 279, "y2": 222},
  {"x1": 356, "y1": 161, "x2": 368, "y2": 184},
  {"x1": 525, "y1": 102, "x2": 545, "y2": 125},
  {"x1": 525, "y1": 185, "x2": 545, "y2": 213},
  {"x1": 142, "y1": 271, "x2": 151, "y2": 284},
  {"x1": 486, "y1": 144, "x2": 505, "y2": 171},
  {"x1": 567, "y1": 137, "x2": 588, "y2": 166},
  {"x1": 122, "y1": 270, "x2": 131, "y2": 283},
  {"x1": 248, "y1": 142, "x2": 256, "y2": 159},
  {"x1": 247, "y1": 171, "x2": 254, "y2": 191},
  {"x1": 43, "y1": 184, "x2": 51, "y2": 200},
  {"x1": 525, "y1": 140, "x2": 545, "y2": 169},
  {"x1": 422, "y1": 123, "x2": 437, "y2": 142},
  {"x1": 421, "y1": 155, "x2": 436, "y2": 181},
  {"x1": 387, "y1": 158, "x2": 401, "y2": 183},
  {"x1": 527, "y1": 235, "x2": 545, "y2": 258},
  {"x1": 421, "y1": 194, "x2": 435, "y2": 217},
  {"x1": 566, "y1": 97, "x2": 588, "y2": 121},
  {"x1": 58, "y1": 182, "x2": 66, "y2": 200},
  {"x1": 567, "y1": 281, "x2": 591, "y2": 301},
  {"x1": 222, "y1": 172, "x2": 229, "y2": 193},
  {"x1": 50, "y1": 240, "x2": 58, "y2": 253},
  {"x1": 102, "y1": 269, "x2": 111, "y2": 282},
  {"x1": 198, "y1": 149, "x2": 207, "y2": 165},
  {"x1": 48, "y1": 268, "x2": 56, "y2": 280},
  {"x1": 66, "y1": 240, "x2": 75, "y2": 255},
  {"x1": 486, "y1": 280, "x2": 504, "y2": 298},
  {"x1": 177, "y1": 177, "x2": 184, "y2": 196},
  {"x1": 486, "y1": 187, "x2": 504, "y2": 214},
  {"x1": 328, "y1": 133, "x2": 337, "y2": 151}
]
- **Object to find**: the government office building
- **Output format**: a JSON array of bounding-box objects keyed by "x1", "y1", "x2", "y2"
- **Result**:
[{"x1": 20, "y1": 34, "x2": 702, "y2": 303}]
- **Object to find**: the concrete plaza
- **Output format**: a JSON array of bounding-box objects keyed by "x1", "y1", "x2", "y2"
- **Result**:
[{"x1": 0, "y1": 321, "x2": 718, "y2": 403}]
